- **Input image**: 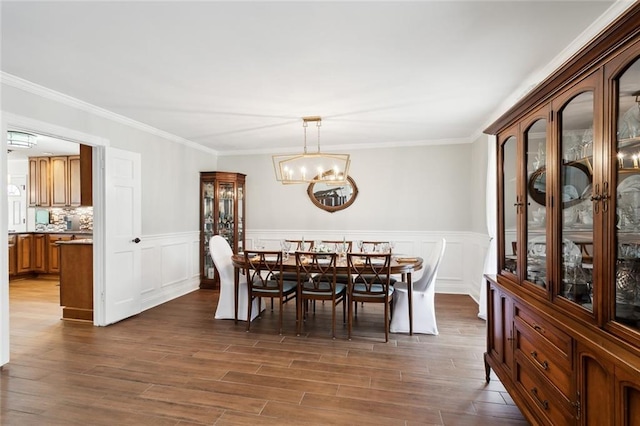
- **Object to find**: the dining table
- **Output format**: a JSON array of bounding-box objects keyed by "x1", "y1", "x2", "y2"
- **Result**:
[{"x1": 231, "y1": 252, "x2": 424, "y2": 335}]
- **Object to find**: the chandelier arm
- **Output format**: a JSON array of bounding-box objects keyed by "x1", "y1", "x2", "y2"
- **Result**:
[{"x1": 303, "y1": 120, "x2": 308, "y2": 154}]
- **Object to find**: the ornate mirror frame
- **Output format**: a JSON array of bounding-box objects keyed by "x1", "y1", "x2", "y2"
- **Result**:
[{"x1": 307, "y1": 174, "x2": 358, "y2": 213}]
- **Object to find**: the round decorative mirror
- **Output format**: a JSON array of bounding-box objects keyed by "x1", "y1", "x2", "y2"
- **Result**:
[
  {"x1": 528, "y1": 164, "x2": 592, "y2": 208},
  {"x1": 307, "y1": 175, "x2": 358, "y2": 213}
]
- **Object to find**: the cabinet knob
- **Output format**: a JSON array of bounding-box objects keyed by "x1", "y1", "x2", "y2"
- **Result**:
[{"x1": 132, "y1": 237, "x2": 141, "y2": 244}]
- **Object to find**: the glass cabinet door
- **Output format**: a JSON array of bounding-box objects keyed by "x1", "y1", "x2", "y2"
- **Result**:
[
  {"x1": 614, "y1": 55, "x2": 640, "y2": 331},
  {"x1": 202, "y1": 181, "x2": 216, "y2": 280},
  {"x1": 501, "y1": 135, "x2": 518, "y2": 276},
  {"x1": 525, "y1": 117, "x2": 548, "y2": 289},
  {"x1": 558, "y1": 90, "x2": 595, "y2": 312},
  {"x1": 217, "y1": 181, "x2": 235, "y2": 249},
  {"x1": 237, "y1": 185, "x2": 244, "y2": 253}
]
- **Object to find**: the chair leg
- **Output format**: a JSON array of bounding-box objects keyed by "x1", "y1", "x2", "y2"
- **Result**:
[
  {"x1": 331, "y1": 297, "x2": 336, "y2": 339},
  {"x1": 297, "y1": 295, "x2": 302, "y2": 336},
  {"x1": 278, "y1": 297, "x2": 283, "y2": 335},
  {"x1": 347, "y1": 297, "x2": 353, "y2": 340},
  {"x1": 246, "y1": 293, "x2": 252, "y2": 332},
  {"x1": 384, "y1": 298, "x2": 389, "y2": 343}
]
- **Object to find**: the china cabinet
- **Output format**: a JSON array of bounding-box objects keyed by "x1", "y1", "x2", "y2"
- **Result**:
[
  {"x1": 199, "y1": 172, "x2": 246, "y2": 289},
  {"x1": 485, "y1": 5, "x2": 640, "y2": 425}
]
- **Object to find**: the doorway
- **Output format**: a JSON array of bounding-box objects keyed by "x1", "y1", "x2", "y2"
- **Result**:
[
  {"x1": 1, "y1": 115, "x2": 108, "y2": 366},
  {"x1": 6, "y1": 134, "x2": 89, "y2": 325}
]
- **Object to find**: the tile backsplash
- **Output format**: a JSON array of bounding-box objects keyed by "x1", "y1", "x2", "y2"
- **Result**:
[{"x1": 34, "y1": 207, "x2": 93, "y2": 232}]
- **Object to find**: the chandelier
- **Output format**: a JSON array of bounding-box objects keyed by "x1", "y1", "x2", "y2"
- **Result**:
[
  {"x1": 7, "y1": 131, "x2": 38, "y2": 149},
  {"x1": 272, "y1": 116, "x2": 350, "y2": 185}
]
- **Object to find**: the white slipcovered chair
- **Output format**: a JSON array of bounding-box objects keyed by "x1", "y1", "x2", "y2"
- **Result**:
[
  {"x1": 390, "y1": 238, "x2": 446, "y2": 335},
  {"x1": 210, "y1": 235, "x2": 261, "y2": 321}
]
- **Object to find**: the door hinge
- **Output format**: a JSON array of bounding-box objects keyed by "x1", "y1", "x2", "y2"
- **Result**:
[{"x1": 573, "y1": 392, "x2": 581, "y2": 419}]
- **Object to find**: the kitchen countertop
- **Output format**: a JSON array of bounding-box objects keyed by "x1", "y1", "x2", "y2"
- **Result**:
[
  {"x1": 8, "y1": 231, "x2": 93, "y2": 235},
  {"x1": 56, "y1": 238, "x2": 93, "y2": 245}
]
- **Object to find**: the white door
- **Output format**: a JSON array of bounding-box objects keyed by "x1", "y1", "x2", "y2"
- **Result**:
[
  {"x1": 104, "y1": 147, "x2": 142, "y2": 324},
  {"x1": 7, "y1": 176, "x2": 27, "y2": 232}
]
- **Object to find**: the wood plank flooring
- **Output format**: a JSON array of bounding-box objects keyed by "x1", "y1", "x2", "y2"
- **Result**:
[{"x1": 1, "y1": 278, "x2": 528, "y2": 425}]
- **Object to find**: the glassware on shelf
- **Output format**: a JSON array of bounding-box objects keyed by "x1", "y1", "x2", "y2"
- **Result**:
[{"x1": 618, "y1": 97, "x2": 640, "y2": 140}]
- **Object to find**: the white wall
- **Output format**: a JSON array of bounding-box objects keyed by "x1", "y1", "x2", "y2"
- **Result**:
[
  {"x1": 219, "y1": 141, "x2": 490, "y2": 297},
  {"x1": 220, "y1": 143, "x2": 472, "y2": 231}
]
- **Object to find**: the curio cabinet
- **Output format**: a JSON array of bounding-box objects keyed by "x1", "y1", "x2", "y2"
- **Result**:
[{"x1": 200, "y1": 172, "x2": 246, "y2": 289}]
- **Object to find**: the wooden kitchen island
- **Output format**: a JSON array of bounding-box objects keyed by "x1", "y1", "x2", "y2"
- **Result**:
[{"x1": 57, "y1": 239, "x2": 93, "y2": 321}]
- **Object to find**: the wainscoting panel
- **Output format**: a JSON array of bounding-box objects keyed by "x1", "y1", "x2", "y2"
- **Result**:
[
  {"x1": 139, "y1": 231, "x2": 200, "y2": 312},
  {"x1": 245, "y1": 230, "x2": 491, "y2": 301}
]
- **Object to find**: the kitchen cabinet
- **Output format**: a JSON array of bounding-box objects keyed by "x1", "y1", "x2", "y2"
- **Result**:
[
  {"x1": 79, "y1": 144, "x2": 92, "y2": 206},
  {"x1": 200, "y1": 171, "x2": 246, "y2": 289},
  {"x1": 50, "y1": 156, "x2": 69, "y2": 206},
  {"x1": 8, "y1": 233, "x2": 90, "y2": 278},
  {"x1": 58, "y1": 240, "x2": 93, "y2": 321},
  {"x1": 47, "y1": 234, "x2": 73, "y2": 274},
  {"x1": 50, "y1": 155, "x2": 82, "y2": 207},
  {"x1": 28, "y1": 145, "x2": 91, "y2": 207},
  {"x1": 28, "y1": 157, "x2": 50, "y2": 207},
  {"x1": 8, "y1": 235, "x2": 16, "y2": 276},
  {"x1": 32, "y1": 233, "x2": 47, "y2": 273},
  {"x1": 16, "y1": 233, "x2": 32, "y2": 274},
  {"x1": 485, "y1": 5, "x2": 640, "y2": 425}
]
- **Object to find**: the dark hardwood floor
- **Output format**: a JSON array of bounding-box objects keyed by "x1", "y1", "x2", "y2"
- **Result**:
[{"x1": 1, "y1": 278, "x2": 527, "y2": 425}]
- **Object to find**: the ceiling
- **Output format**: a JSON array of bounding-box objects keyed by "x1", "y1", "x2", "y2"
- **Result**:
[{"x1": 1, "y1": 1, "x2": 631, "y2": 156}]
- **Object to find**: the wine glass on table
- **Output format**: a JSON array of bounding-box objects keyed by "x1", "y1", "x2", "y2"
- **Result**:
[{"x1": 281, "y1": 240, "x2": 292, "y2": 261}]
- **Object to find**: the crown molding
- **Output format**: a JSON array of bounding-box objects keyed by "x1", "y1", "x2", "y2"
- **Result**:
[
  {"x1": 1, "y1": 72, "x2": 218, "y2": 156},
  {"x1": 483, "y1": 0, "x2": 635, "y2": 133},
  {"x1": 218, "y1": 136, "x2": 473, "y2": 157}
]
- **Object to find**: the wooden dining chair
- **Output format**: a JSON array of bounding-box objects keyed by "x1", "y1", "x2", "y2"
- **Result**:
[
  {"x1": 286, "y1": 239, "x2": 314, "y2": 251},
  {"x1": 358, "y1": 240, "x2": 389, "y2": 253},
  {"x1": 295, "y1": 251, "x2": 346, "y2": 338},
  {"x1": 320, "y1": 240, "x2": 353, "y2": 252},
  {"x1": 243, "y1": 250, "x2": 297, "y2": 334},
  {"x1": 346, "y1": 252, "x2": 394, "y2": 342}
]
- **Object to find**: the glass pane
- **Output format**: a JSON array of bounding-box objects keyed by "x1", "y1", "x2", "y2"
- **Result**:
[
  {"x1": 237, "y1": 185, "x2": 244, "y2": 253},
  {"x1": 615, "y1": 56, "x2": 640, "y2": 329},
  {"x1": 526, "y1": 119, "x2": 547, "y2": 288},
  {"x1": 502, "y1": 136, "x2": 518, "y2": 275},
  {"x1": 203, "y1": 182, "x2": 215, "y2": 277},
  {"x1": 559, "y1": 91, "x2": 594, "y2": 310},
  {"x1": 218, "y1": 182, "x2": 235, "y2": 249}
]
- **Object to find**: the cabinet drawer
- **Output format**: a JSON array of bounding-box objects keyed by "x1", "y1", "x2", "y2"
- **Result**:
[
  {"x1": 515, "y1": 360, "x2": 575, "y2": 426},
  {"x1": 515, "y1": 324, "x2": 572, "y2": 399},
  {"x1": 515, "y1": 304, "x2": 572, "y2": 359}
]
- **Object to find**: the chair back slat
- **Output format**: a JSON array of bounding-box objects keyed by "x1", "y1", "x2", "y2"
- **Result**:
[
  {"x1": 286, "y1": 239, "x2": 314, "y2": 251},
  {"x1": 295, "y1": 251, "x2": 338, "y2": 293},
  {"x1": 319, "y1": 240, "x2": 353, "y2": 252},
  {"x1": 358, "y1": 241, "x2": 391, "y2": 253}
]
